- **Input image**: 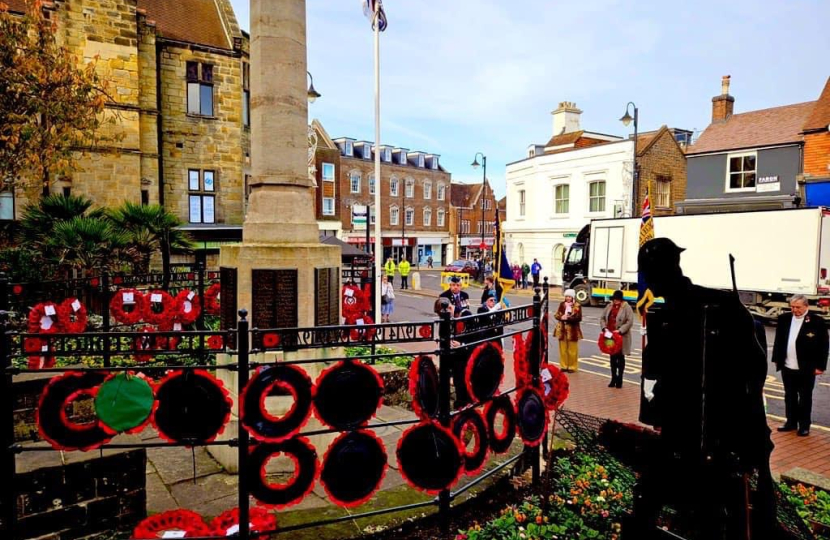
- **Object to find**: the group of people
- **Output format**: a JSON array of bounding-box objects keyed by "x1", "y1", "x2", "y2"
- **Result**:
[
  {"x1": 383, "y1": 256, "x2": 412, "y2": 289},
  {"x1": 509, "y1": 258, "x2": 543, "y2": 289}
]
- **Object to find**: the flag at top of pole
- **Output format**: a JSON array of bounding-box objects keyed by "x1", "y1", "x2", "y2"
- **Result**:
[
  {"x1": 363, "y1": 0, "x2": 388, "y2": 31},
  {"x1": 636, "y1": 181, "x2": 655, "y2": 318}
]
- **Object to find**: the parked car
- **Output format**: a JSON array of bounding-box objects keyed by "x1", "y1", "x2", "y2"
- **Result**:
[{"x1": 445, "y1": 260, "x2": 477, "y2": 276}]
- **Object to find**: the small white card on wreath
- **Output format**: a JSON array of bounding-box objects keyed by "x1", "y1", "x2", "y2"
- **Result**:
[
  {"x1": 123, "y1": 292, "x2": 135, "y2": 304},
  {"x1": 44, "y1": 305, "x2": 56, "y2": 316},
  {"x1": 151, "y1": 293, "x2": 163, "y2": 303},
  {"x1": 541, "y1": 367, "x2": 553, "y2": 383},
  {"x1": 71, "y1": 299, "x2": 82, "y2": 312},
  {"x1": 187, "y1": 291, "x2": 195, "y2": 301}
]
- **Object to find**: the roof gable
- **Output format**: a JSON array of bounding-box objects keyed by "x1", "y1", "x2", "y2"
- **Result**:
[
  {"x1": 688, "y1": 101, "x2": 814, "y2": 155},
  {"x1": 450, "y1": 183, "x2": 480, "y2": 208},
  {"x1": 803, "y1": 77, "x2": 830, "y2": 133}
]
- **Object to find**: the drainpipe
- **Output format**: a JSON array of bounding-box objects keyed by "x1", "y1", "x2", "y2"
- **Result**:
[{"x1": 155, "y1": 42, "x2": 165, "y2": 206}]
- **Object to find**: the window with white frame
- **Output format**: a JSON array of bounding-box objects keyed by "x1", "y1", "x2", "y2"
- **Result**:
[
  {"x1": 519, "y1": 190, "x2": 526, "y2": 216},
  {"x1": 0, "y1": 189, "x2": 14, "y2": 220},
  {"x1": 383, "y1": 148, "x2": 391, "y2": 162},
  {"x1": 390, "y1": 206, "x2": 399, "y2": 226},
  {"x1": 405, "y1": 207, "x2": 414, "y2": 226},
  {"x1": 188, "y1": 169, "x2": 216, "y2": 223},
  {"x1": 431, "y1": 156, "x2": 439, "y2": 170},
  {"x1": 655, "y1": 175, "x2": 671, "y2": 208},
  {"x1": 461, "y1": 220, "x2": 470, "y2": 234},
  {"x1": 369, "y1": 174, "x2": 376, "y2": 195},
  {"x1": 437, "y1": 208, "x2": 445, "y2": 227},
  {"x1": 437, "y1": 183, "x2": 446, "y2": 201},
  {"x1": 322, "y1": 198, "x2": 335, "y2": 216},
  {"x1": 186, "y1": 61, "x2": 214, "y2": 116},
  {"x1": 482, "y1": 198, "x2": 492, "y2": 210},
  {"x1": 322, "y1": 162, "x2": 335, "y2": 182},
  {"x1": 405, "y1": 178, "x2": 414, "y2": 198},
  {"x1": 363, "y1": 144, "x2": 372, "y2": 159},
  {"x1": 399, "y1": 152, "x2": 407, "y2": 165},
  {"x1": 423, "y1": 207, "x2": 432, "y2": 226},
  {"x1": 423, "y1": 181, "x2": 432, "y2": 199},
  {"x1": 350, "y1": 171, "x2": 361, "y2": 193},
  {"x1": 418, "y1": 155, "x2": 425, "y2": 167},
  {"x1": 345, "y1": 141, "x2": 353, "y2": 156},
  {"x1": 588, "y1": 181, "x2": 606, "y2": 212},
  {"x1": 390, "y1": 177, "x2": 399, "y2": 197},
  {"x1": 727, "y1": 152, "x2": 756, "y2": 190},
  {"x1": 554, "y1": 184, "x2": 569, "y2": 214}
]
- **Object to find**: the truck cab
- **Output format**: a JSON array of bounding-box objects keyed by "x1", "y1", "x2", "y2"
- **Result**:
[{"x1": 562, "y1": 225, "x2": 592, "y2": 304}]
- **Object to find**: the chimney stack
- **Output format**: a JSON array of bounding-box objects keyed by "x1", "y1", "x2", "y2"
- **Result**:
[
  {"x1": 711, "y1": 75, "x2": 735, "y2": 123},
  {"x1": 551, "y1": 101, "x2": 582, "y2": 136}
]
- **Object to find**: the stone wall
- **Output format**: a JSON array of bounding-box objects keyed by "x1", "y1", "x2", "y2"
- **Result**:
[{"x1": 159, "y1": 44, "x2": 247, "y2": 226}]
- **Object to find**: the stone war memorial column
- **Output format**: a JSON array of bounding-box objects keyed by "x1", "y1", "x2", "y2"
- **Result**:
[{"x1": 210, "y1": 0, "x2": 341, "y2": 471}]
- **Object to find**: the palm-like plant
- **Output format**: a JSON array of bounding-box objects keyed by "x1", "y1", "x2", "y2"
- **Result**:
[
  {"x1": 107, "y1": 202, "x2": 194, "y2": 285},
  {"x1": 47, "y1": 217, "x2": 129, "y2": 275},
  {"x1": 17, "y1": 193, "x2": 104, "y2": 251}
]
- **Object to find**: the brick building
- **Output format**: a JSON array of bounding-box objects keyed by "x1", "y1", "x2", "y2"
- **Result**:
[
  {"x1": 801, "y1": 77, "x2": 830, "y2": 205},
  {"x1": 503, "y1": 101, "x2": 687, "y2": 285},
  {"x1": 327, "y1": 129, "x2": 452, "y2": 265},
  {"x1": 449, "y1": 182, "x2": 499, "y2": 261},
  {"x1": 3, "y1": 0, "x2": 250, "y2": 262}
]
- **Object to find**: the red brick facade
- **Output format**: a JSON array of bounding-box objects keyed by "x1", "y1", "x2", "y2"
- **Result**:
[
  {"x1": 635, "y1": 126, "x2": 688, "y2": 216},
  {"x1": 803, "y1": 132, "x2": 830, "y2": 177}
]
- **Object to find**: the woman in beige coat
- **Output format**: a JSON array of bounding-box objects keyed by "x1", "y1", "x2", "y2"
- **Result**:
[
  {"x1": 600, "y1": 290, "x2": 635, "y2": 388},
  {"x1": 554, "y1": 289, "x2": 583, "y2": 372}
]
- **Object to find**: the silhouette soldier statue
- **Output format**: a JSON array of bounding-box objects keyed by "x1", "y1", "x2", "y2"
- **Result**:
[{"x1": 631, "y1": 238, "x2": 782, "y2": 540}]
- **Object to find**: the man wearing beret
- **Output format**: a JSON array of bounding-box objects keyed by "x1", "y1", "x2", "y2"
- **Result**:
[{"x1": 437, "y1": 276, "x2": 473, "y2": 407}]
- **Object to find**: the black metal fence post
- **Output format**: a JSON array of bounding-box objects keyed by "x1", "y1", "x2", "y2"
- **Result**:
[
  {"x1": 236, "y1": 309, "x2": 250, "y2": 540},
  {"x1": 437, "y1": 303, "x2": 452, "y2": 531},
  {"x1": 196, "y1": 262, "x2": 206, "y2": 365},
  {"x1": 101, "y1": 271, "x2": 111, "y2": 368},
  {"x1": 0, "y1": 274, "x2": 15, "y2": 539},
  {"x1": 530, "y1": 286, "x2": 542, "y2": 484},
  {"x1": 542, "y1": 277, "x2": 550, "y2": 366}
]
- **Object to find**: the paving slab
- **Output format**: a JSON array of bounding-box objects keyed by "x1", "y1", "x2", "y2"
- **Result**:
[
  {"x1": 169, "y1": 472, "x2": 239, "y2": 506},
  {"x1": 147, "y1": 445, "x2": 223, "y2": 486},
  {"x1": 145, "y1": 469, "x2": 178, "y2": 515}
]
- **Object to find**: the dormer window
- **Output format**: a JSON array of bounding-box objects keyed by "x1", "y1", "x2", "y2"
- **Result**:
[
  {"x1": 364, "y1": 145, "x2": 372, "y2": 159},
  {"x1": 418, "y1": 155, "x2": 425, "y2": 168},
  {"x1": 431, "y1": 157, "x2": 438, "y2": 170},
  {"x1": 345, "y1": 141, "x2": 353, "y2": 156},
  {"x1": 399, "y1": 152, "x2": 407, "y2": 165},
  {"x1": 383, "y1": 148, "x2": 391, "y2": 162}
]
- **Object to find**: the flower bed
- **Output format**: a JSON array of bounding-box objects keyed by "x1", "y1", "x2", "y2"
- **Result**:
[{"x1": 780, "y1": 482, "x2": 830, "y2": 538}]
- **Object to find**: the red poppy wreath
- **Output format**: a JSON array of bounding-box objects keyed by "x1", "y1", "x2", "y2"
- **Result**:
[
  {"x1": 597, "y1": 330, "x2": 623, "y2": 355},
  {"x1": 143, "y1": 289, "x2": 176, "y2": 326},
  {"x1": 28, "y1": 302, "x2": 61, "y2": 334},
  {"x1": 174, "y1": 289, "x2": 201, "y2": 325},
  {"x1": 58, "y1": 298, "x2": 88, "y2": 333},
  {"x1": 110, "y1": 289, "x2": 146, "y2": 325},
  {"x1": 204, "y1": 282, "x2": 221, "y2": 315}
]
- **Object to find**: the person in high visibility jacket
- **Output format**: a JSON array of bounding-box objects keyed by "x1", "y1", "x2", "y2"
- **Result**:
[
  {"x1": 398, "y1": 258, "x2": 411, "y2": 289},
  {"x1": 384, "y1": 257, "x2": 396, "y2": 286}
]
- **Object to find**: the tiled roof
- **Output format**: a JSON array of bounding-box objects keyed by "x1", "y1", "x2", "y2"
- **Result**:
[
  {"x1": 4, "y1": 0, "x2": 232, "y2": 49},
  {"x1": 451, "y1": 183, "x2": 480, "y2": 208},
  {"x1": 687, "y1": 102, "x2": 814, "y2": 155},
  {"x1": 803, "y1": 77, "x2": 830, "y2": 133},
  {"x1": 544, "y1": 130, "x2": 584, "y2": 148}
]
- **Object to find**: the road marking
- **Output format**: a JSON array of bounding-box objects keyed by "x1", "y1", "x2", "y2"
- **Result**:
[{"x1": 767, "y1": 413, "x2": 830, "y2": 433}]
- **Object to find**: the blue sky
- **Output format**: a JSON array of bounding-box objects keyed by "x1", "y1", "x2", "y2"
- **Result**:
[{"x1": 229, "y1": 0, "x2": 829, "y2": 197}]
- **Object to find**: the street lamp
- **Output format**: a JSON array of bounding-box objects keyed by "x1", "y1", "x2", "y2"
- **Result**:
[
  {"x1": 619, "y1": 102, "x2": 639, "y2": 216},
  {"x1": 471, "y1": 152, "x2": 487, "y2": 259},
  {"x1": 307, "y1": 71, "x2": 321, "y2": 103}
]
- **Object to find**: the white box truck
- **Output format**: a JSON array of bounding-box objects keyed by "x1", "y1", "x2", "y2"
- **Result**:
[{"x1": 561, "y1": 208, "x2": 830, "y2": 319}]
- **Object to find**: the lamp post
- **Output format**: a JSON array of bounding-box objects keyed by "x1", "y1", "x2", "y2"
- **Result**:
[
  {"x1": 619, "y1": 102, "x2": 639, "y2": 217},
  {"x1": 401, "y1": 180, "x2": 406, "y2": 262},
  {"x1": 471, "y1": 153, "x2": 487, "y2": 258},
  {"x1": 306, "y1": 71, "x2": 321, "y2": 103}
]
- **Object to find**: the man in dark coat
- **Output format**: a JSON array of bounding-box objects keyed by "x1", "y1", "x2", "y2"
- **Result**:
[
  {"x1": 633, "y1": 238, "x2": 779, "y2": 540},
  {"x1": 771, "y1": 294, "x2": 828, "y2": 436},
  {"x1": 437, "y1": 276, "x2": 473, "y2": 407}
]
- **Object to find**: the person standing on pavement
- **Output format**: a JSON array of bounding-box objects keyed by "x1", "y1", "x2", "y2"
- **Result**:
[
  {"x1": 427, "y1": 255, "x2": 433, "y2": 268},
  {"x1": 437, "y1": 276, "x2": 473, "y2": 407},
  {"x1": 771, "y1": 294, "x2": 828, "y2": 437},
  {"x1": 554, "y1": 289, "x2": 582, "y2": 372},
  {"x1": 531, "y1": 258, "x2": 542, "y2": 288},
  {"x1": 398, "y1": 258, "x2": 411, "y2": 290},
  {"x1": 384, "y1": 257, "x2": 396, "y2": 286},
  {"x1": 521, "y1": 262, "x2": 531, "y2": 289},
  {"x1": 380, "y1": 274, "x2": 395, "y2": 323},
  {"x1": 600, "y1": 290, "x2": 635, "y2": 388}
]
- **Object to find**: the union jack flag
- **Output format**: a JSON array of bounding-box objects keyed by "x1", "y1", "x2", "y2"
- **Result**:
[{"x1": 363, "y1": 0, "x2": 388, "y2": 32}]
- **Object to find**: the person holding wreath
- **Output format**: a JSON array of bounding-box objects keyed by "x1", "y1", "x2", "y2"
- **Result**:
[
  {"x1": 600, "y1": 290, "x2": 635, "y2": 388},
  {"x1": 554, "y1": 289, "x2": 582, "y2": 372}
]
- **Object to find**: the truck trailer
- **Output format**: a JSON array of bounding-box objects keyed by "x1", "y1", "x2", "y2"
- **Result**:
[{"x1": 561, "y1": 207, "x2": 830, "y2": 319}]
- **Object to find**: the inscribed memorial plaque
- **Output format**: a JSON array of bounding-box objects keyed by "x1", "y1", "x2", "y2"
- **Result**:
[
  {"x1": 219, "y1": 267, "x2": 238, "y2": 334},
  {"x1": 315, "y1": 267, "x2": 340, "y2": 326},
  {"x1": 252, "y1": 269, "x2": 298, "y2": 330}
]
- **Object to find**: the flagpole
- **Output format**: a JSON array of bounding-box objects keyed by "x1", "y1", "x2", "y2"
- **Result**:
[{"x1": 372, "y1": 5, "x2": 383, "y2": 320}]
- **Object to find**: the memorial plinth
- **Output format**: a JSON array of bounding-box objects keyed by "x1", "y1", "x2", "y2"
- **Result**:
[{"x1": 208, "y1": 0, "x2": 341, "y2": 472}]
